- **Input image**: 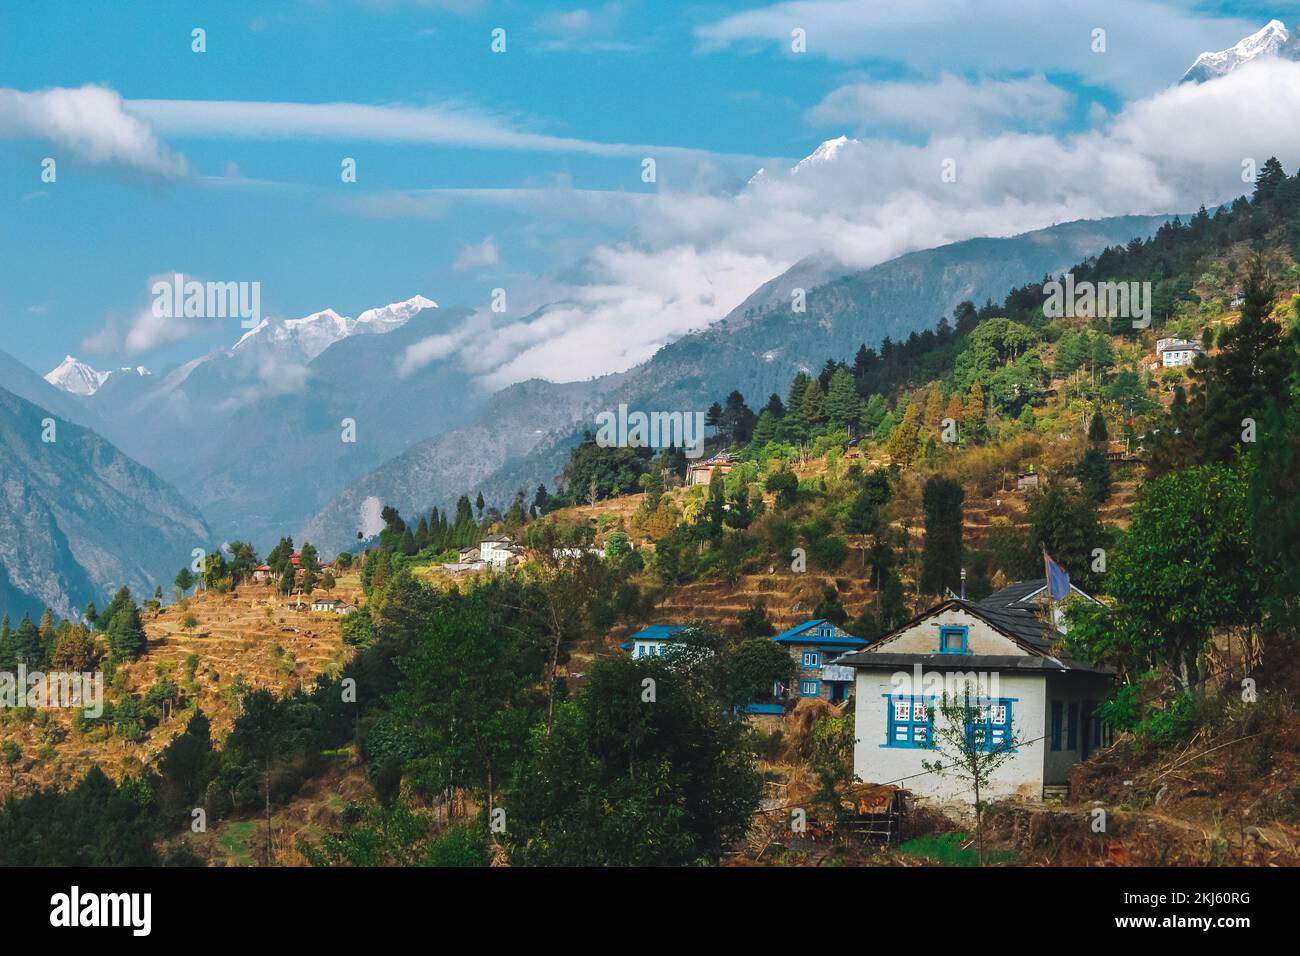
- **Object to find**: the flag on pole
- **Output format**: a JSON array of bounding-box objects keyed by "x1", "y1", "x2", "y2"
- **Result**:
[{"x1": 1044, "y1": 551, "x2": 1071, "y2": 602}]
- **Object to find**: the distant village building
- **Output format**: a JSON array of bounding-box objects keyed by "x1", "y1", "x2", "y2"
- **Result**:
[
  {"x1": 770, "y1": 619, "x2": 870, "y2": 704},
  {"x1": 310, "y1": 597, "x2": 355, "y2": 615},
  {"x1": 253, "y1": 552, "x2": 302, "y2": 583},
  {"x1": 687, "y1": 451, "x2": 736, "y2": 487},
  {"x1": 1156, "y1": 336, "x2": 1202, "y2": 367},
  {"x1": 458, "y1": 546, "x2": 481, "y2": 563},
  {"x1": 836, "y1": 582, "x2": 1111, "y2": 804},
  {"x1": 1105, "y1": 440, "x2": 1139, "y2": 463},
  {"x1": 479, "y1": 534, "x2": 521, "y2": 570},
  {"x1": 1015, "y1": 471, "x2": 1040, "y2": 491},
  {"x1": 551, "y1": 546, "x2": 605, "y2": 560},
  {"x1": 1230, "y1": 290, "x2": 1246, "y2": 308},
  {"x1": 621, "y1": 624, "x2": 690, "y2": 658}
]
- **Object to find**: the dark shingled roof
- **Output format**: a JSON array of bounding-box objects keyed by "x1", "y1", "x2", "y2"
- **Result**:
[
  {"x1": 835, "y1": 595, "x2": 1114, "y2": 675},
  {"x1": 979, "y1": 579, "x2": 1048, "y2": 610}
]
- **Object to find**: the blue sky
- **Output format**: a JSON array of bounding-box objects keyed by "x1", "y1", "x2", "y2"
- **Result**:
[{"x1": 2, "y1": 1, "x2": 1298, "y2": 383}]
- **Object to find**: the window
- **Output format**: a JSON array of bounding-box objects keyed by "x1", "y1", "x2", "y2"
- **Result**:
[
  {"x1": 966, "y1": 698, "x2": 1015, "y2": 753},
  {"x1": 885, "y1": 695, "x2": 933, "y2": 749},
  {"x1": 800, "y1": 680, "x2": 820, "y2": 697},
  {"x1": 801, "y1": 651, "x2": 821, "y2": 668},
  {"x1": 1067, "y1": 702, "x2": 1079, "y2": 751},
  {"x1": 938, "y1": 625, "x2": 968, "y2": 654},
  {"x1": 1050, "y1": 700, "x2": 1063, "y2": 751}
]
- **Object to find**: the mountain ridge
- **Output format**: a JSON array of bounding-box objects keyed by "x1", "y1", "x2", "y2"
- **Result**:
[{"x1": 0, "y1": 384, "x2": 212, "y2": 619}]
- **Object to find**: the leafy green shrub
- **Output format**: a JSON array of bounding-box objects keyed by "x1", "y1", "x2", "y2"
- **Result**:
[{"x1": 425, "y1": 823, "x2": 492, "y2": 867}]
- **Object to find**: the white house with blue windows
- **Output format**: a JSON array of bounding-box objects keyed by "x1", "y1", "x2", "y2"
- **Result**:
[
  {"x1": 620, "y1": 624, "x2": 690, "y2": 658},
  {"x1": 836, "y1": 583, "x2": 1113, "y2": 804},
  {"x1": 771, "y1": 619, "x2": 870, "y2": 704}
]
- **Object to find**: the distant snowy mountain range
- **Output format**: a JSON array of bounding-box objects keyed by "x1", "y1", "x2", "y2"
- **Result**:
[
  {"x1": 46, "y1": 295, "x2": 438, "y2": 393},
  {"x1": 1182, "y1": 19, "x2": 1300, "y2": 83},
  {"x1": 44, "y1": 356, "x2": 150, "y2": 396},
  {"x1": 232, "y1": 294, "x2": 438, "y2": 361}
]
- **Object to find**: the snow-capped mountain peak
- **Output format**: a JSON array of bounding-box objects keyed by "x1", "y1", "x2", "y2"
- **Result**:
[
  {"x1": 355, "y1": 295, "x2": 438, "y2": 334},
  {"x1": 792, "y1": 135, "x2": 853, "y2": 174},
  {"x1": 1182, "y1": 19, "x2": 1298, "y2": 83},
  {"x1": 45, "y1": 355, "x2": 107, "y2": 395},
  {"x1": 44, "y1": 355, "x2": 150, "y2": 396},
  {"x1": 230, "y1": 296, "x2": 436, "y2": 359},
  {"x1": 746, "y1": 136, "x2": 857, "y2": 190}
]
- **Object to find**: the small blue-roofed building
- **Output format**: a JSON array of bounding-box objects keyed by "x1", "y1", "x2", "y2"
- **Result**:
[
  {"x1": 771, "y1": 619, "x2": 870, "y2": 704},
  {"x1": 620, "y1": 624, "x2": 690, "y2": 659}
]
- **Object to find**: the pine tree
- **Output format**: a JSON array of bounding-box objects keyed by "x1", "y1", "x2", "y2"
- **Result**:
[
  {"x1": 920, "y1": 476, "x2": 964, "y2": 596},
  {"x1": 886, "y1": 403, "x2": 921, "y2": 465},
  {"x1": 785, "y1": 372, "x2": 811, "y2": 425},
  {"x1": 860, "y1": 394, "x2": 887, "y2": 434},
  {"x1": 875, "y1": 410, "x2": 898, "y2": 442},
  {"x1": 964, "y1": 380, "x2": 985, "y2": 424},
  {"x1": 1076, "y1": 447, "x2": 1112, "y2": 503},
  {"x1": 106, "y1": 600, "x2": 146, "y2": 663},
  {"x1": 824, "y1": 367, "x2": 862, "y2": 431},
  {"x1": 800, "y1": 377, "x2": 826, "y2": 427},
  {"x1": 1088, "y1": 408, "x2": 1109, "y2": 444},
  {"x1": 1253, "y1": 156, "x2": 1286, "y2": 206},
  {"x1": 720, "y1": 391, "x2": 756, "y2": 443},
  {"x1": 7, "y1": 614, "x2": 43, "y2": 668},
  {"x1": 752, "y1": 409, "x2": 778, "y2": 446},
  {"x1": 944, "y1": 392, "x2": 965, "y2": 433},
  {"x1": 922, "y1": 385, "x2": 946, "y2": 431},
  {"x1": 52, "y1": 625, "x2": 97, "y2": 672}
]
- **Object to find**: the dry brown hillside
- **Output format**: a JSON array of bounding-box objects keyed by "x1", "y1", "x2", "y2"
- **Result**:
[{"x1": 0, "y1": 578, "x2": 355, "y2": 800}]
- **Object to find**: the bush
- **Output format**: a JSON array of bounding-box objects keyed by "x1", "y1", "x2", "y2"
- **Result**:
[
  {"x1": 807, "y1": 534, "x2": 848, "y2": 571},
  {"x1": 425, "y1": 823, "x2": 492, "y2": 867}
]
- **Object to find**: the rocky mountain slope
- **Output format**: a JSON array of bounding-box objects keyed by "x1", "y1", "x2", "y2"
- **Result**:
[
  {"x1": 303, "y1": 214, "x2": 1173, "y2": 551},
  {"x1": 0, "y1": 384, "x2": 211, "y2": 619}
]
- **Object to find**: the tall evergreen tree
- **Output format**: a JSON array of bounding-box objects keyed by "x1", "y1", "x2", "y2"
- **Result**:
[
  {"x1": 919, "y1": 476, "x2": 964, "y2": 596},
  {"x1": 824, "y1": 367, "x2": 862, "y2": 431},
  {"x1": 105, "y1": 597, "x2": 147, "y2": 663}
]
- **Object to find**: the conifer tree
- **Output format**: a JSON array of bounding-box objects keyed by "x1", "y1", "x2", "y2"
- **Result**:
[
  {"x1": 824, "y1": 367, "x2": 861, "y2": 431},
  {"x1": 800, "y1": 377, "x2": 826, "y2": 428}
]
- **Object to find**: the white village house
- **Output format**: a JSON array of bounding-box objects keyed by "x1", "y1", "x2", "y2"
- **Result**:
[
  {"x1": 479, "y1": 534, "x2": 523, "y2": 570},
  {"x1": 836, "y1": 581, "x2": 1114, "y2": 804},
  {"x1": 309, "y1": 597, "x2": 356, "y2": 615},
  {"x1": 1156, "y1": 336, "x2": 1202, "y2": 368}
]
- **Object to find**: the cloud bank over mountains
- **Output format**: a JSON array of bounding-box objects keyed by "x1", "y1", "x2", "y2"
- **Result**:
[{"x1": 9, "y1": 13, "x2": 1299, "y2": 396}]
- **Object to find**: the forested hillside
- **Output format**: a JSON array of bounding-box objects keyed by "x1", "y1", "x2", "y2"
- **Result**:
[{"x1": 5, "y1": 162, "x2": 1300, "y2": 868}]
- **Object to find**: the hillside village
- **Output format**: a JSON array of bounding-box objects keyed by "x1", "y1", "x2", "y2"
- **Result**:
[{"x1": 6, "y1": 164, "x2": 1300, "y2": 869}]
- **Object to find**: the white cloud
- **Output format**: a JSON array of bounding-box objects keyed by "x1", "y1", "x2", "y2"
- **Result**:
[
  {"x1": 126, "y1": 97, "x2": 767, "y2": 166},
  {"x1": 534, "y1": 3, "x2": 635, "y2": 50},
  {"x1": 809, "y1": 73, "x2": 1073, "y2": 134},
  {"x1": 375, "y1": 58, "x2": 1300, "y2": 390},
  {"x1": 696, "y1": 0, "x2": 1260, "y2": 96},
  {"x1": 122, "y1": 306, "x2": 213, "y2": 355},
  {"x1": 358, "y1": 496, "x2": 386, "y2": 539},
  {"x1": 452, "y1": 235, "x2": 500, "y2": 272},
  {"x1": 0, "y1": 85, "x2": 187, "y2": 176},
  {"x1": 84, "y1": 273, "x2": 238, "y2": 356}
]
